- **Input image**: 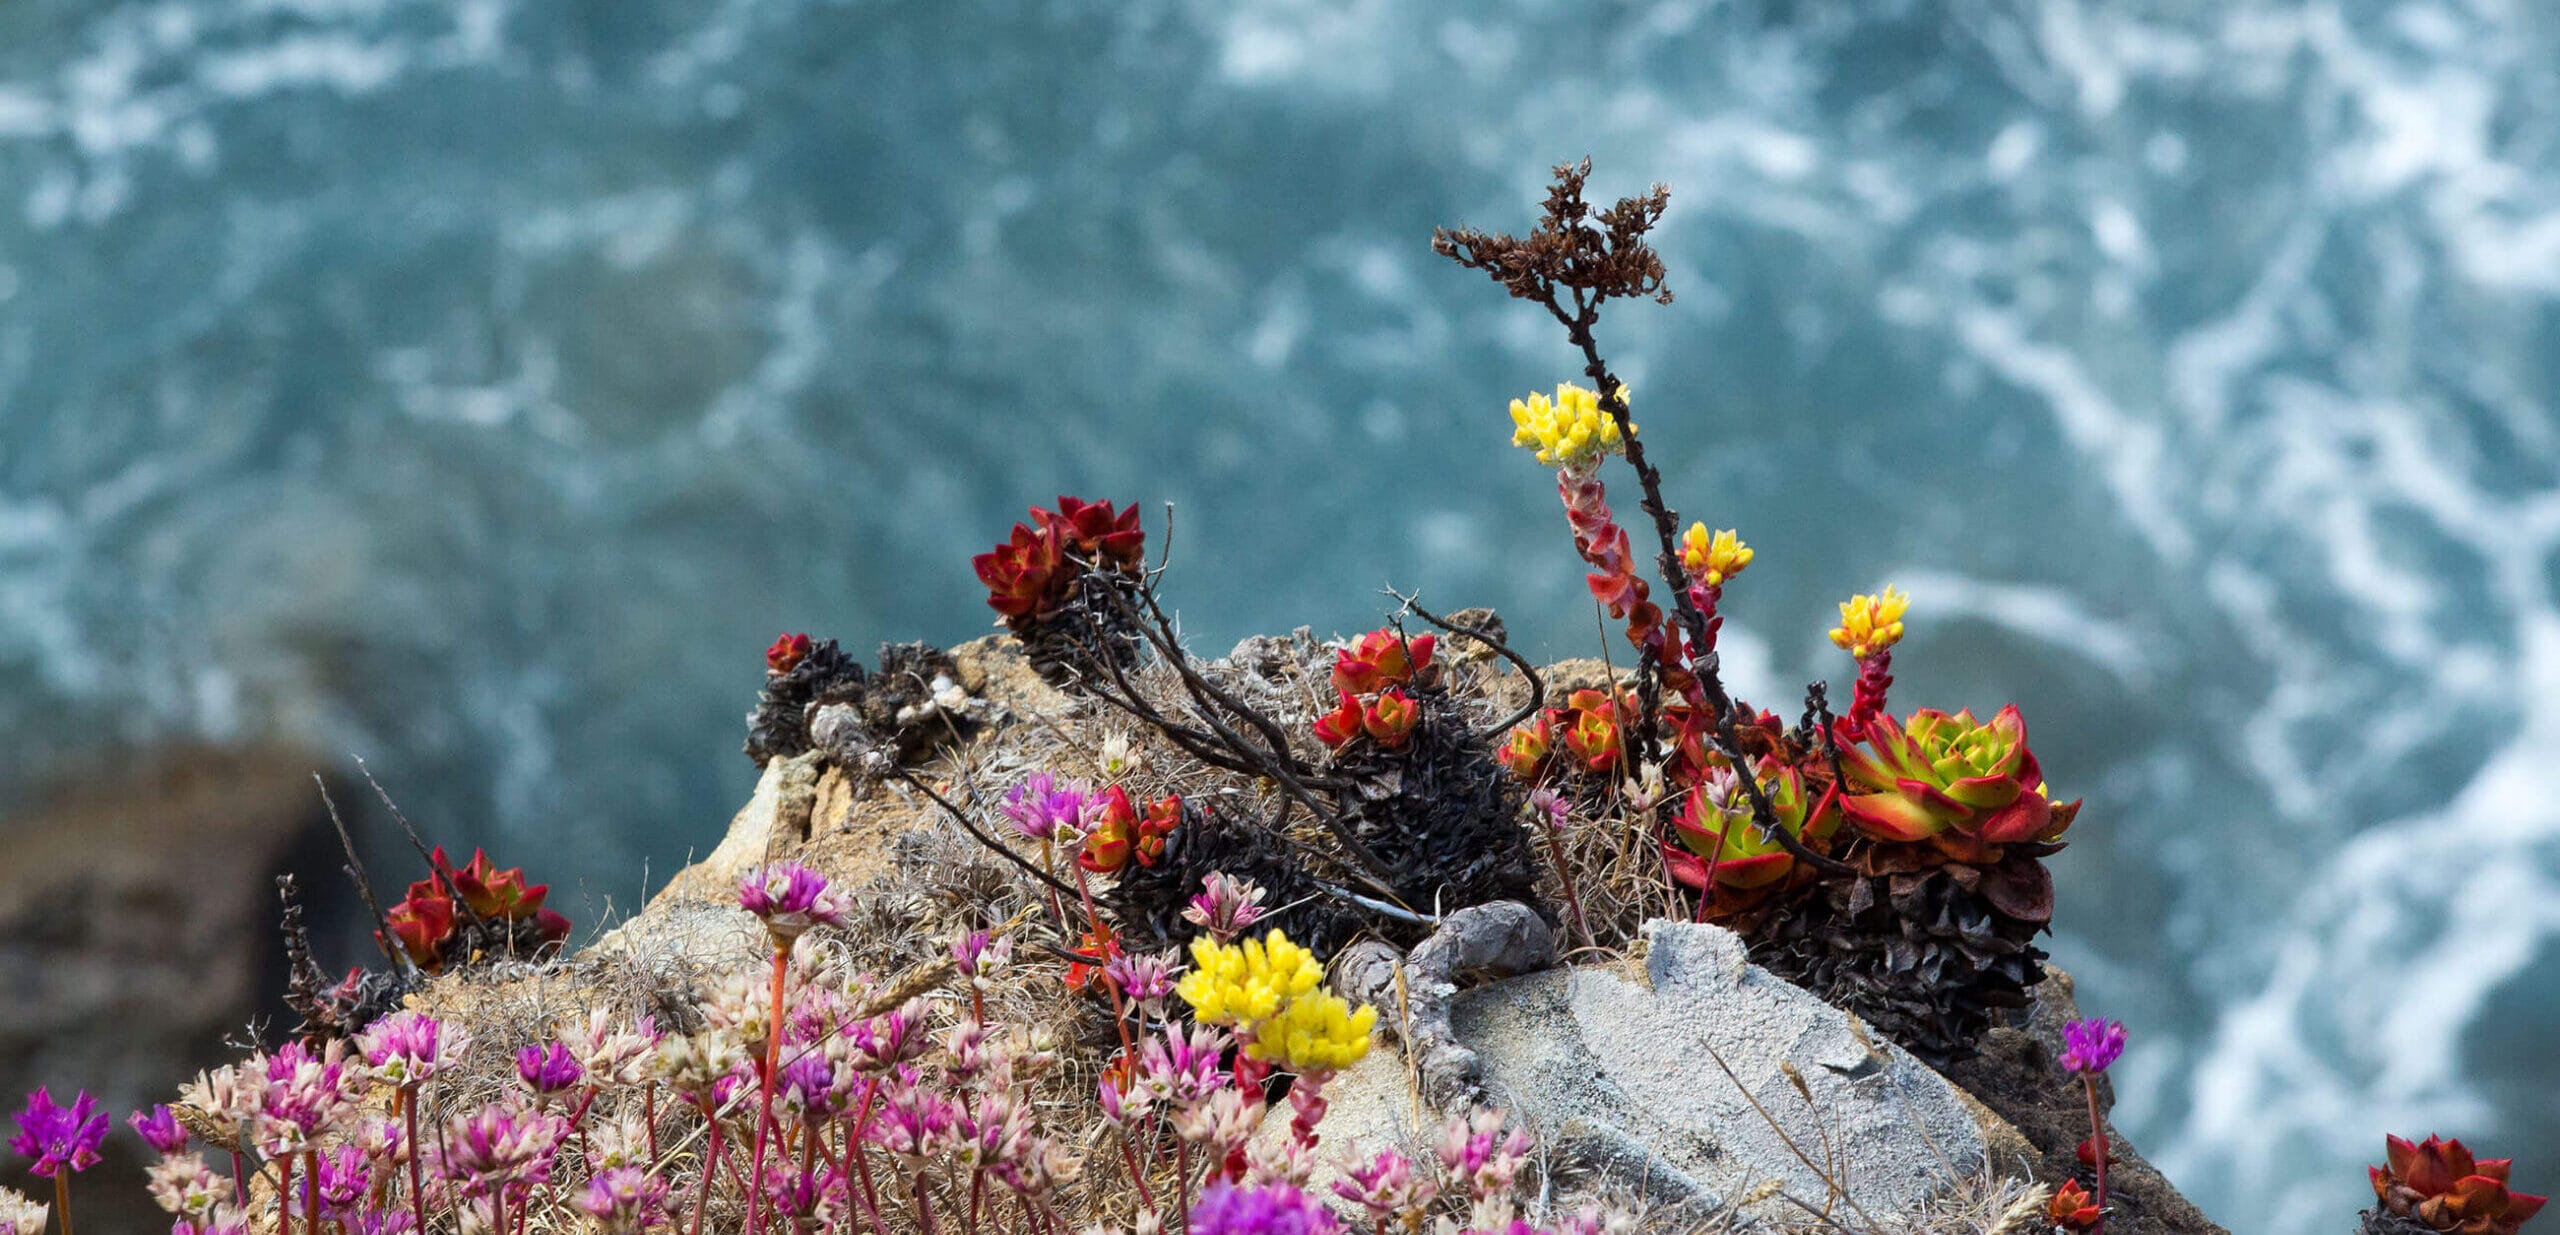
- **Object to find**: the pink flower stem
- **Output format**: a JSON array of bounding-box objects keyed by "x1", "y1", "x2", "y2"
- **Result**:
[
  {"x1": 966, "y1": 1168, "x2": 986, "y2": 1235},
  {"x1": 746, "y1": 939, "x2": 791, "y2": 1235},
  {"x1": 404, "y1": 1087, "x2": 428, "y2": 1235},
  {"x1": 847, "y1": 1083, "x2": 886, "y2": 1232},
  {"x1": 688, "y1": 1097, "x2": 725, "y2": 1235},
  {"x1": 1537, "y1": 808, "x2": 1591, "y2": 949},
  {"x1": 52, "y1": 1172, "x2": 71, "y2": 1235},
  {"x1": 912, "y1": 1171, "x2": 940, "y2": 1235},
  {"x1": 2083, "y1": 1073, "x2": 2109, "y2": 1233},
  {"x1": 303, "y1": 1150, "x2": 319, "y2": 1235},
  {"x1": 1117, "y1": 1133, "x2": 1159, "y2": 1216},
  {"x1": 230, "y1": 1149, "x2": 247, "y2": 1206},
  {"x1": 1175, "y1": 1140, "x2": 1191, "y2": 1233},
  {"x1": 645, "y1": 1082, "x2": 662, "y2": 1169}
]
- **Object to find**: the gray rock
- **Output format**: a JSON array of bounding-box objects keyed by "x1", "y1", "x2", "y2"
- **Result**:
[{"x1": 1303, "y1": 921, "x2": 2028, "y2": 1225}]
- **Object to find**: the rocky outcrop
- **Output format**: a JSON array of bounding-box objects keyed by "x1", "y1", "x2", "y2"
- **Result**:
[{"x1": 1279, "y1": 921, "x2": 2033, "y2": 1225}]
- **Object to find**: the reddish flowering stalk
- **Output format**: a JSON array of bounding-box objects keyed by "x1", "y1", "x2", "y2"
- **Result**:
[{"x1": 1828, "y1": 587, "x2": 1908, "y2": 743}]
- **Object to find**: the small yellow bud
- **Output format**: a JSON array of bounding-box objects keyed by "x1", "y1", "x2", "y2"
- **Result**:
[
  {"x1": 1828, "y1": 585, "x2": 1910, "y2": 660},
  {"x1": 1681, "y1": 524, "x2": 1753, "y2": 587}
]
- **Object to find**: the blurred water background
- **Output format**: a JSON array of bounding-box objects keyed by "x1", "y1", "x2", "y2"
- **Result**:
[{"x1": 5, "y1": 1, "x2": 2559, "y2": 1230}]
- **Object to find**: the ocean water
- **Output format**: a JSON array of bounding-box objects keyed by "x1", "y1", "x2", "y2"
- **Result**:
[{"x1": 5, "y1": 1, "x2": 2558, "y2": 1229}]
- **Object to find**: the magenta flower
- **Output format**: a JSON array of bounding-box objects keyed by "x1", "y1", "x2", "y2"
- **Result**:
[
  {"x1": 439, "y1": 1101, "x2": 569, "y2": 1197},
  {"x1": 129, "y1": 1103, "x2": 188, "y2": 1156},
  {"x1": 737, "y1": 861, "x2": 847, "y2": 941},
  {"x1": 308, "y1": 1145, "x2": 370, "y2": 1219},
  {"x1": 359, "y1": 1011, "x2": 468, "y2": 1088},
  {"x1": 2058, "y1": 1017, "x2": 2127, "y2": 1074},
  {"x1": 1183, "y1": 871, "x2": 1270, "y2": 942},
  {"x1": 1190, "y1": 1180, "x2": 1342, "y2": 1235},
  {"x1": 777, "y1": 1053, "x2": 847, "y2": 1122},
  {"x1": 580, "y1": 1166, "x2": 671, "y2": 1233},
  {"x1": 1001, "y1": 772, "x2": 1090, "y2": 841},
  {"x1": 1104, "y1": 950, "x2": 1177, "y2": 1004},
  {"x1": 952, "y1": 930, "x2": 1014, "y2": 986},
  {"x1": 515, "y1": 1042, "x2": 585, "y2": 1095},
  {"x1": 1139, "y1": 1022, "x2": 1229, "y2": 1107},
  {"x1": 1333, "y1": 1145, "x2": 1435, "y2": 1219},
  {"x1": 10, "y1": 1087, "x2": 106, "y2": 1178},
  {"x1": 849, "y1": 998, "x2": 931, "y2": 1072}
]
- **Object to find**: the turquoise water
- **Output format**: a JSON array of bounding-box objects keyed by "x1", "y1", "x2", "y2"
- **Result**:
[{"x1": 7, "y1": 2, "x2": 2560, "y2": 1229}]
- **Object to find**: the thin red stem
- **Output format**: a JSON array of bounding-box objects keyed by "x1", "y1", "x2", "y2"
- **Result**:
[
  {"x1": 405, "y1": 1087, "x2": 429, "y2": 1235},
  {"x1": 688, "y1": 1098, "x2": 725, "y2": 1235},
  {"x1": 2084, "y1": 1074, "x2": 2110, "y2": 1233},
  {"x1": 52, "y1": 1172, "x2": 70, "y2": 1235},
  {"x1": 747, "y1": 940, "x2": 791, "y2": 1234}
]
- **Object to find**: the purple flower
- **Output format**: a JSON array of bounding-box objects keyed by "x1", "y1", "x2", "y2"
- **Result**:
[
  {"x1": 1001, "y1": 772, "x2": 1090, "y2": 841},
  {"x1": 737, "y1": 861, "x2": 847, "y2": 941},
  {"x1": 10, "y1": 1087, "x2": 106, "y2": 1178},
  {"x1": 516, "y1": 1042, "x2": 586, "y2": 1095},
  {"x1": 357, "y1": 1214, "x2": 419, "y2": 1235},
  {"x1": 130, "y1": 1103, "x2": 189, "y2": 1155},
  {"x1": 2058, "y1": 1017, "x2": 2127, "y2": 1074},
  {"x1": 1190, "y1": 1180, "x2": 1341, "y2": 1235}
]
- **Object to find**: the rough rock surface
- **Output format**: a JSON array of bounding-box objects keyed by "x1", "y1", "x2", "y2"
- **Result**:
[{"x1": 1299, "y1": 921, "x2": 2031, "y2": 1224}]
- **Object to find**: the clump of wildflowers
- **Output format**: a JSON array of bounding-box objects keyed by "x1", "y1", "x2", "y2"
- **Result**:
[{"x1": 974, "y1": 496, "x2": 1148, "y2": 685}]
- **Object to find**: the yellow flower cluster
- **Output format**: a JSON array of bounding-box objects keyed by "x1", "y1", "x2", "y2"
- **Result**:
[
  {"x1": 1246, "y1": 989, "x2": 1378, "y2": 1072},
  {"x1": 1828, "y1": 585, "x2": 1910, "y2": 659},
  {"x1": 1508, "y1": 381, "x2": 1632, "y2": 471},
  {"x1": 1177, "y1": 929, "x2": 1376, "y2": 1073},
  {"x1": 1680, "y1": 524, "x2": 1753, "y2": 588}
]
